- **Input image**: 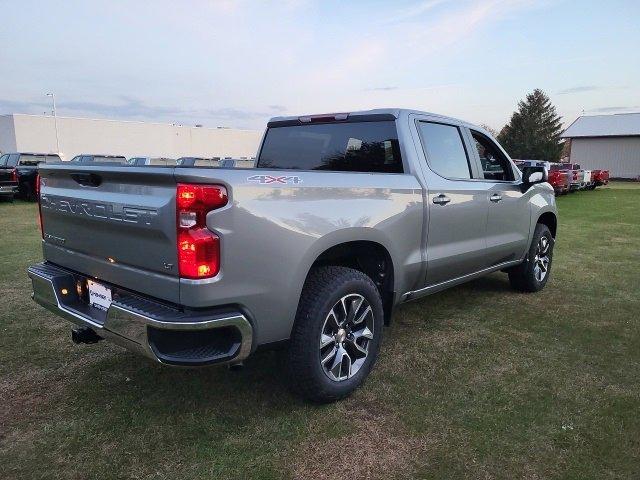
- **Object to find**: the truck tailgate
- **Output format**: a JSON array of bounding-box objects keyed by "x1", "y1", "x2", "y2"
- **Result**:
[{"x1": 39, "y1": 164, "x2": 180, "y2": 303}]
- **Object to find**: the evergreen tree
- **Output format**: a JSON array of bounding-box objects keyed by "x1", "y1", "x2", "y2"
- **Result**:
[{"x1": 498, "y1": 89, "x2": 563, "y2": 161}]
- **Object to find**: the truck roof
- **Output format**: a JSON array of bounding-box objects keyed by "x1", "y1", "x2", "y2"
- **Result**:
[
  {"x1": 1, "y1": 152, "x2": 61, "y2": 156},
  {"x1": 268, "y1": 108, "x2": 480, "y2": 130}
]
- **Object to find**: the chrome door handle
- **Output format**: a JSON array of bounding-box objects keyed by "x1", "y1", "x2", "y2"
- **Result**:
[
  {"x1": 489, "y1": 193, "x2": 502, "y2": 203},
  {"x1": 432, "y1": 194, "x2": 451, "y2": 205}
]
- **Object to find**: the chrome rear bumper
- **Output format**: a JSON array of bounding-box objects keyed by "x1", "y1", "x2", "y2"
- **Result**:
[
  {"x1": 0, "y1": 184, "x2": 18, "y2": 194},
  {"x1": 28, "y1": 262, "x2": 253, "y2": 366}
]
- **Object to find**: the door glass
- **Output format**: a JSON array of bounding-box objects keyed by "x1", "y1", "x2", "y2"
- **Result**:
[
  {"x1": 418, "y1": 122, "x2": 471, "y2": 179},
  {"x1": 471, "y1": 131, "x2": 514, "y2": 181},
  {"x1": 7, "y1": 154, "x2": 19, "y2": 167}
]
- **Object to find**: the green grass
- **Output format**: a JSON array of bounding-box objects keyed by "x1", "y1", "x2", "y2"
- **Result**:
[{"x1": 1, "y1": 183, "x2": 639, "y2": 479}]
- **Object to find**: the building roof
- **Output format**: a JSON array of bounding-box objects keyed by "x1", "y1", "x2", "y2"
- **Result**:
[{"x1": 562, "y1": 112, "x2": 640, "y2": 138}]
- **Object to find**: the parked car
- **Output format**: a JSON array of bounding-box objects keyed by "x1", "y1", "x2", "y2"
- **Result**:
[
  {"x1": 129, "y1": 157, "x2": 177, "y2": 166},
  {"x1": 592, "y1": 169, "x2": 610, "y2": 187},
  {"x1": 0, "y1": 152, "x2": 61, "y2": 201},
  {"x1": 583, "y1": 169, "x2": 593, "y2": 189},
  {"x1": 70, "y1": 154, "x2": 127, "y2": 164},
  {"x1": 219, "y1": 158, "x2": 256, "y2": 168},
  {"x1": 0, "y1": 153, "x2": 19, "y2": 201},
  {"x1": 515, "y1": 160, "x2": 567, "y2": 196},
  {"x1": 548, "y1": 170, "x2": 570, "y2": 195},
  {"x1": 176, "y1": 157, "x2": 220, "y2": 167},
  {"x1": 569, "y1": 166, "x2": 585, "y2": 192},
  {"x1": 28, "y1": 109, "x2": 557, "y2": 402},
  {"x1": 547, "y1": 163, "x2": 571, "y2": 195}
]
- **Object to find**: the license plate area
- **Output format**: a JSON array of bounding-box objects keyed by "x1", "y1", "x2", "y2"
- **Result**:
[{"x1": 88, "y1": 280, "x2": 112, "y2": 311}]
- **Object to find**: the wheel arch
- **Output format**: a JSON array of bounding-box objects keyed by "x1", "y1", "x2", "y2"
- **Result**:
[
  {"x1": 299, "y1": 236, "x2": 397, "y2": 325},
  {"x1": 536, "y1": 211, "x2": 557, "y2": 238}
]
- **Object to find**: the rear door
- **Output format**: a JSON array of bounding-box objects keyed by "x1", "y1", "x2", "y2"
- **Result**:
[
  {"x1": 0, "y1": 154, "x2": 10, "y2": 182},
  {"x1": 0, "y1": 154, "x2": 18, "y2": 184},
  {"x1": 466, "y1": 128, "x2": 530, "y2": 266},
  {"x1": 412, "y1": 117, "x2": 489, "y2": 286},
  {"x1": 39, "y1": 164, "x2": 180, "y2": 302}
]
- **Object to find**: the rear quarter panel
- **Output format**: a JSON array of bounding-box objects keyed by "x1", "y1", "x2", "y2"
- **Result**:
[{"x1": 175, "y1": 168, "x2": 424, "y2": 345}]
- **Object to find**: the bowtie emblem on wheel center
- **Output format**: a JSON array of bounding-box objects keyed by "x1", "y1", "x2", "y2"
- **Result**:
[{"x1": 335, "y1": 328, "x2": 347, "y2": 344}]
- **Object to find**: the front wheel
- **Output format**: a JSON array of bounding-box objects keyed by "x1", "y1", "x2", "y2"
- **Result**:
[
  {"x1": 508, "y1": 223, "x2": 554, "y2": 292},
  {"x1": 286, "y1": 266, "x2": 384, "y2": 403}
]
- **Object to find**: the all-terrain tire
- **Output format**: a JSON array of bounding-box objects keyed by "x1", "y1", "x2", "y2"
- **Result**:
[
  {"x1": 286, "y1": 266, "x2": 384, "y2": 403},
  {"x1": 508, "y1": 223, "x2": 554, "y2": 293}
]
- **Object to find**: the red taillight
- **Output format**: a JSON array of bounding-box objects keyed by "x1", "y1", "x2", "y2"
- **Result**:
[
  {"x1": 176, "y1": 183, "x2": 227, "y2": 279},
  {"x1": 10, "y1": 169, "x2": 18, "y2": 182}
]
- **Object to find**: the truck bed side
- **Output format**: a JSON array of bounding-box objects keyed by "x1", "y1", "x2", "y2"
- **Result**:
[{"x1": 38, "y1": 164, "x2": 423, "y2": 345}]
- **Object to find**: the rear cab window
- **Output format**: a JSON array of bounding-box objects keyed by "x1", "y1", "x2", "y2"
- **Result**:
[
  {"x1": 17, "y1": 154, "x2": 45, "y2": 166},
  {"x1": 256, "y1": 120, "x2": 403, "y2": 173}
]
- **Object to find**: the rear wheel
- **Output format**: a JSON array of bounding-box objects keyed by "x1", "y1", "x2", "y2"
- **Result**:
[
  {"x1": 286, "y1": 266, "x2": 384, "y2": 403},
  {"x1": 508, "y1": 223, "x2": 554, "y2": 292}
]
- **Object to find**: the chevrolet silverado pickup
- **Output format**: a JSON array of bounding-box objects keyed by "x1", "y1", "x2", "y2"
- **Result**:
[
  {"x1": 0, "y1": 153, "x2": 19, "y2": 200},
  {"x1": 1, "y1": 153, "x2": 60, "y2": 201},
  {"x1": 28, "y1": 109, "x2": 557, "y2": 402}
]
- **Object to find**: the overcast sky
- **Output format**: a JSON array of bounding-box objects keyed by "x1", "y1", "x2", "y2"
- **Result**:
[{"x1": 1, "y1": 0, "x2": 638, "y2": 131}]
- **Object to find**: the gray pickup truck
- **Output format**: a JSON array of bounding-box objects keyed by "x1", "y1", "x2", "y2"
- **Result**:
[{"x1": 28, "y1": 109, "x2": 557, "y2": 402}]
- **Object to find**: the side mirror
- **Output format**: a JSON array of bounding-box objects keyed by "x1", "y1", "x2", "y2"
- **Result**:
[{"x1": 521, "y1": 166, "x2": 547, "y2": 192}]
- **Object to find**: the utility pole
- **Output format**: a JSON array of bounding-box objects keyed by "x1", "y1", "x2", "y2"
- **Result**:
[{"x1": 46, "y1": 93, "x2": 60, "y2": 154}]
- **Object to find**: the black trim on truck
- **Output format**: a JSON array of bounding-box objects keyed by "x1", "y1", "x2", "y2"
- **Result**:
[{"x1": 267, "y1": 113, "x2": 397, "y2": 127}]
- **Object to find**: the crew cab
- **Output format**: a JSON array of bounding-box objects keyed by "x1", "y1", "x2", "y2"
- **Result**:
[
  {"x1": 0, "y1": 152, "x2": 61, "y2": 201},
  {"x1": 28, "y1": 109, "x2": 557, "y2": 402}
]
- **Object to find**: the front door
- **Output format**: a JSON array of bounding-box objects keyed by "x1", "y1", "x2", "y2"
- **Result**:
[
  {"x1": 414, "y1": 120, "x2": 489, "y2": 286},
  {"x1": 467, "y1": 129, "x2": 530, "y2": 265}
]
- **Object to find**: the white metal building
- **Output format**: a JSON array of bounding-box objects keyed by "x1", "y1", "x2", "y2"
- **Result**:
[
  {"x1": 562, "y1": 113, "x2": 640, "y2": 179},
  {"x1": 0, "y1": 113, "x2": 263, "y2": 161}
]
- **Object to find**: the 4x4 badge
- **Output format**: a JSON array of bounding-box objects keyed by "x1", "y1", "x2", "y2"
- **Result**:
[{"x1": 247, "y1": 175, "x2": 302, "y2": 185}]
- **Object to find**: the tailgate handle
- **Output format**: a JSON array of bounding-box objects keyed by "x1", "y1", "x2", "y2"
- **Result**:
[{"x1": 70, "y1": 172, "x2": 102, "y2": 187}]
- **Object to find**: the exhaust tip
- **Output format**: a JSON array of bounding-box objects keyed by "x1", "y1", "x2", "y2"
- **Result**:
[
  {"x1": 72, "y1": 327, "x2": 102, "y2": 345},
  {"x1": 228, "y1": 361, "x2": 244, "y2": 371}
]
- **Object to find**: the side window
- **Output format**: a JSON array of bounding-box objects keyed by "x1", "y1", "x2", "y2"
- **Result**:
[
  {"x1": 7, "y1": 154, "x2": 20, "y2": 167},
  {"x1": 471, "y1": 131, "x2": 514, "y2": 181},
  {"x1": 418, "y1": 122, "x2": 471, "y2": 179},
  {"x1": 0, "y1": 154, "x2": 8, "y2": 166}
]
